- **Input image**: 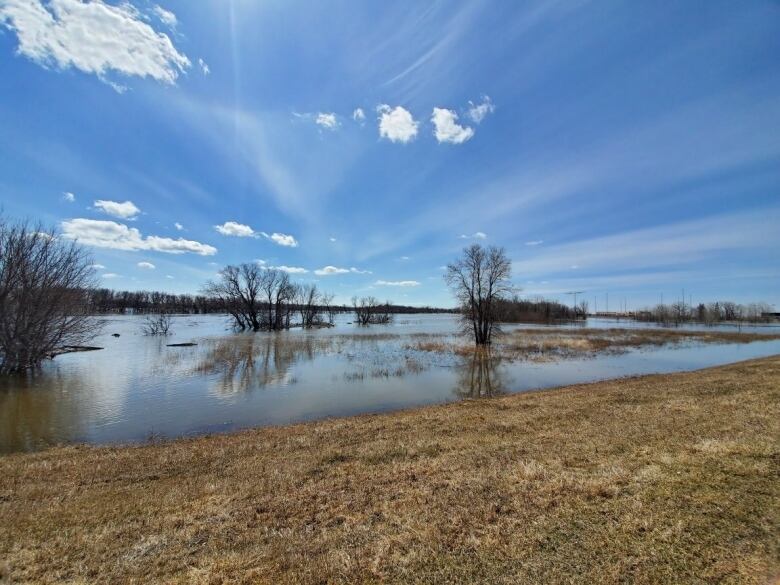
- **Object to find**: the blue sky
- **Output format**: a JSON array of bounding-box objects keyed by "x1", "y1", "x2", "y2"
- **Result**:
[{"x1": 1, "y1": 1, "x2": 778, "y2": 309}]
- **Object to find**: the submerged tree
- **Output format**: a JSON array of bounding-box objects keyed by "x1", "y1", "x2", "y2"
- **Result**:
[
  {"x1": 445, "y1": 244, "x2": 512, "y2": 345},
  {"x1": 352, "y1": 296, "x2": 392, "y2": 325},
  {"x1": 0, "y1": 217, "x2": 97, "y2": 373}
]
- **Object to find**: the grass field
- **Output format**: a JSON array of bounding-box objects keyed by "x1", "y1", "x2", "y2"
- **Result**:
[{"x1": 1, "y1": 356, "x2": 779, "y2": 584}]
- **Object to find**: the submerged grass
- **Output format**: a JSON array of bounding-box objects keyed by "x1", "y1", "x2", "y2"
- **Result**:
[
  {"x1": 1, "y1": 357, "x2": 779, "y2": 583},
  {"x1": 411, "y1": 327, "x2": 780, "y2": 362}
]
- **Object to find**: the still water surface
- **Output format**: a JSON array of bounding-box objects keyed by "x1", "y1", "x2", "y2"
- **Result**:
[{"x1": 1, "y1": 314, "x2": 778, "y2": 453}]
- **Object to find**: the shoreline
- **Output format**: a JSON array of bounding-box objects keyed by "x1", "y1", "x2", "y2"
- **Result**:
[{"x1": 1, "y1": 355, "x2": 778, "y2": 583}]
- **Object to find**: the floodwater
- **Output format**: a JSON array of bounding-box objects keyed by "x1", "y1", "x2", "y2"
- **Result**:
[{"x1": 1, "y1": 314, "x2": 779, "y2": 453}]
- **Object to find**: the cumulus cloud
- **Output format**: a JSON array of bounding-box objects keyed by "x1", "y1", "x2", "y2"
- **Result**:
[
  {"x1": 214, "y1": 221, "x2": 256, "y2": 237},
  {"x1": 0, "y1": 0, "x2": 190, "y2": 89},
  {"x1": 377, "y1": 104, "x2": 418, "y2": 143},
  {"x1": 174, "y1": 222, "x2": 183, "y2": 231},
  {"x1": 315, "y1": 112, "x2": 338, "y2": 130},
  {"x1": 152, "y1": 4, "x2": 176, "y2": 29},
  {"x1": 102, "y1": 272, "x2": 120, "y2": 279},
  {"x1": 266, "y1": 232, "x2": 298, "y2": 247},
  {"x1": 137, "y1": 261, "x2": 155, "y2": 269},
  {"x1": 215, "y1": 222, "x2": 298, "y2": 247},
  {"x1": 90, "y1": 263, "x2": 106, "y2": 269},
  {"x1": 467, "y1": 95, "x2": 495, "y2": 123},
  {"x1": 314, "y1": 266, "x2": 371, "y2": 276},
  {"x1": 431, "y1": 107, "x2": 474, "y2": 144},
  {"x1": 62, "y1": 191, "x2": 75, "y2": 202},
  {"x1": 62, "y1": 218, "x2": 217, "y2": 255},
  {"x1": 197, "y1": 57, "x2": 210, "y2": 76},
  {"x1": 93, "y1": 199, "x2": 140, "y2": 219},
  {"x1": 266, "y1": 265, "x2": 308, "y2": 274},
  {"x1": 352, "y1": 108, "x2": 365, "y2": 123},
  {"x1": 459, "y1": 231, "x2": 487, "y2": 239},
  {"x1": 374, "y1": 280, "x2": 420, "y2": 287}
]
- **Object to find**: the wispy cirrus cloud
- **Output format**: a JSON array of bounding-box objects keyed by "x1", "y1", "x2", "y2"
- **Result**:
[{"x1": 62, "y1": 218, "x2": 217, "y2": 255}]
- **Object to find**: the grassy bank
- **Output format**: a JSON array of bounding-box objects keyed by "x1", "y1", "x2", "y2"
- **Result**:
[{"x1": 1, "y1": 357, "x2": 779, "y2": 584}]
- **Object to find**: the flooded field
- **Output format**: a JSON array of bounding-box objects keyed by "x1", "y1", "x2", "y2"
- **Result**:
[{"x1": 1, "y1": 313, "x2": 779, "y2": 453}]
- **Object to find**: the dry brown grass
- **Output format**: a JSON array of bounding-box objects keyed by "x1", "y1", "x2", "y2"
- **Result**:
[{"x1": 1, "y1": 357, "x2": 779, "y2": 584}]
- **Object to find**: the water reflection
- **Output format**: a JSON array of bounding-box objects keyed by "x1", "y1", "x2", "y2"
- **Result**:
[
  {"x1": 1, "y1": 313, "x2": 779, "y2": 453},
  {"x1": 195, "y1": 334, "x2": 329, "y2": 394},
  {"x1": 453, "y1": 351, "x2": 508, "y2": 398},
  {"x1": 0, "y1": 370, "x2": 87, "y2": 451}
]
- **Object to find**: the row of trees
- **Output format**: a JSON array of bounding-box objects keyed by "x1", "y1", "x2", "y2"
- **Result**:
[
  {"x1": 87, "y1": 288, "x2": 223, "y2": 314},
  {"x1": 203, "y1": 264, "x2": 338, "y2": 331},
  {"x1": 636, "y1": 301, "x2": 775, "y2": 325}
]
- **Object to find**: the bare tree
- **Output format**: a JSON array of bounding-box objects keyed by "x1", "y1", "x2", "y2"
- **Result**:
[
  {"x1": 445, "y1": 244, "x2": 512, "y2": 345},
  {"x1": 202, "y1": 263, "x2": 263, "y2": 330},
  {"x1": 0, "y1": 217, "x2": 98, "y2": 373},
  {"x1": 141, "y1": 312, "x2": 173, "y2": 336},
  {"x1": 352, "y1": 296, "x2": 393, "y2": 325}
]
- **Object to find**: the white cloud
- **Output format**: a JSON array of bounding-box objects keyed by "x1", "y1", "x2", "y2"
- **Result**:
[
  {"x1": 267, "y1": 232, "x2": 298, "y2": 247},
  {"x1": 377, "y1": 104, "x2": 418, "y2": 143},
  {"x1": 165, "y1": 274, "x2": 174, "y2": 279},
  {"x1": 93, "y1": 199, "x2": 140, "y2": 219},
  {"x1": 375, "y1": 280, "x2": 421, "y2": 287},
  {"x1": 352, "y1": 108, "x2": 365, "y2": 123},
  {"x1": 174, "y1": 222, "x2": 183, "y2": 231},
  {"x1": 399, "y1": 256, "x2": 410, "y2": 260},
  {"x1": 152, "y1": 4, "x2": 176, "y2": 29},
  {"x1": 329, "y1": 236, "x2": 337, "y2": 242},
  {"x1": 255, "y1": 259, "x2": 267, "y2": 265},
  {"x1": 62, "y1": 191, "x2": 75, "y2": 202},
  {"x1": 266, "y1": 265, "x2": 308, "y2": 274},
  {"x1": 525, "y1": 240, "x2": 543, "y2": 246},
  {"x1": 0, "y1": 0, "x2": 191, "y2": 89},
  {"x1": 215, "y1": 222, "x2": 298, "y2": 247},
  {"x1": 62, "y1": 218, "x2": 217, "y2": 255},
  {"x1": 315, "y1": 112, "x2": 338, "y2": 130},
  {"x1": 137, "y1": 261, "x2": 155, "y2": 269},
  {"x1": 431, "y1": 107, "x2": 474, "y2": 144},
  {"x1": 197, "y1": 57, "x2": 210, "y2": 76},
  {"x1": 459, "y1": 231, "x2": 487, "y2": 239},
  {"x1": 467, "y1": 95, "x2": 495, "y2": 123},
  {"x1": 314, "y1": 265, "x2": 371, "y2": 276},
  {"x1": 214, "y1": 221, "x2": 256, "y2": 237},
  {"x1": 90, "y1": 263, "x2": 106, "y2": 270},
  {"x1": 102, "y1": 272, "x2": 120, "y2": 279}
]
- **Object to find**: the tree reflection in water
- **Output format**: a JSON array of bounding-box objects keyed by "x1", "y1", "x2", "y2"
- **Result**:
[
  {"x1": 453, "y1": 349, "x2": 508, "y2": 398},
  {"x1": 196, "y1": 334, "x2": 336, "y2": 394}
]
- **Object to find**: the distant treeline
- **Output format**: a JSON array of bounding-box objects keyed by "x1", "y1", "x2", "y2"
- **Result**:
[
  {"x1": 635, "y1": 301, "x2": 775, "y2": 325},
  {"x1": 495, "y1": 296, "x2": 585, "y2": 323},
  {"x1": 85, "y1": 288, "x2": 455, "y2": 316}
]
